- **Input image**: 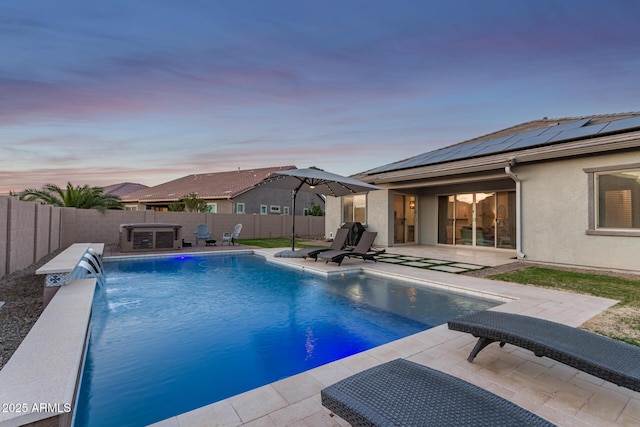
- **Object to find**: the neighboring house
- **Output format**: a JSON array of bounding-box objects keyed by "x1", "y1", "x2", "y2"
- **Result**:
[
  {"x1": 102, "y1": 182, "x2": 149, "y2": 198},
  {"x1": 122, "y1": 165, "x2": 324, "y2": 215},
  {"x1": 326, "y1": 112, "x2": 640, "y2": 272}
]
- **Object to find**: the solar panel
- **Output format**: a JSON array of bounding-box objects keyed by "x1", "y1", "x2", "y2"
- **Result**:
[
  {"x1": 538, "y1": 118, "x2": 591, "y2": 135},
  {"x1": 598, "y1": 116, "x2": 640, "y2": 134},
  {"x1": 453, "y1": 135, "x2": 514, "y2": 157},
  {"x1": 547, "y1": 123, "x2": 608, "y2": 142},
  {"x1": 502, "y1": 132, "x2": 558, "y2": 151},
  {"x1": 365, "y1": 115, "x2": 640, "y2": 175}
]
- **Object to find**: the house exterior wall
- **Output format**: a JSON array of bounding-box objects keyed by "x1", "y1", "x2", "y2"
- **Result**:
[
  {"x1": 332, "y1": 179, "x2": 516, "y2": 247},
  {"x1": 233, "y1": 188, "x2": 323, "y2": 216},
  {"x1": 324, "y1": 197, "x2": 342, "y2": 238},
  {"x1": 211, "y1": 199, "x2": 234, "y2": 214},
  {"x1": 417, "y1": 178, "x2": 516, "y2": 245},
  {"x1": 135, "y1": 189, "x2": 322, "y2": 215},
  {"x1": 328, "y1": 150, "x2": 640, "y2": 272},
  {"x1": 517, "y1": 151, "x2": 640, "y2": 271},
  {"x1": 325, "y1": 189, "x2": 388, "y2": 244}
]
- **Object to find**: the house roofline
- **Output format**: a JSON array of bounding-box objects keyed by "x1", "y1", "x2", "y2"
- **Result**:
[{"x1": 362, "y1": 130, "x2": 640, "y2": 184}]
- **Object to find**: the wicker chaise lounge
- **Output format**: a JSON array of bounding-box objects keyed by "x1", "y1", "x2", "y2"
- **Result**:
[
  {"x1": 321, "y1": 359, "x2": 555, "y2": 426},
  {"x1": 448, "y1": 310, "x2": 640, "y2": 392}
]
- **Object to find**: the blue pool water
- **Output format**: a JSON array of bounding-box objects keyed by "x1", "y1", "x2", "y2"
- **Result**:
[{"x1": 74, "y1": 253, "x2": 498, "y2": 426}]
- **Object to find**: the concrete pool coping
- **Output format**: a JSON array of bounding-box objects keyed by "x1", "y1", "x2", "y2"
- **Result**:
[
  {"x1": 2, "y1": 248, "x2": 638, "y2": 426},
  {"x1": 0, "y1": 278, "x2": 95, "y2": 427}
]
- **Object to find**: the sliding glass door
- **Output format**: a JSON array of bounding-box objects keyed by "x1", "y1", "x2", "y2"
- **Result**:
[{"x1": 438, "y1": 191, "x2": 515, "y2": 249}]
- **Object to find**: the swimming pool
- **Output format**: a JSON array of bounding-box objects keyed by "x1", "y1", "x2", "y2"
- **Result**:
[{"x1": 73, "y1": 253, "x2": 498, "y2": 426}]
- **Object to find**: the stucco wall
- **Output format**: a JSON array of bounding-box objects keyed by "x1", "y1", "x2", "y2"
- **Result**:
[
  {"x1": 324, "y1": 189, "x2": 389, "y2": 245},
  {"x1": 234, "y1": 188, "x2": 323, "y2": 216},
  {"x1": 324, "y1": 197, "x2": 342, "y2": 238},
  {"x1": 518, "y1": 151, "x2": 640, "y2": 271}
]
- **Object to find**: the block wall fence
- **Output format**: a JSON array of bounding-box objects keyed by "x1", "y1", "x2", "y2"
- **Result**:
[{"x1": 0, "y1": 196, "x2": 325, "y2": 279}]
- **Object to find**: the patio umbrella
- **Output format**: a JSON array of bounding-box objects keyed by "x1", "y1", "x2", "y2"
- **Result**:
[{"x1": 257, "y1": 167, "x2": 382, "y2": 256}]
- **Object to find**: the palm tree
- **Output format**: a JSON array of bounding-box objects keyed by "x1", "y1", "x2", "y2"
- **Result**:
[{"x1": 18, "y1": 182, "x2": 122, "y2": 212}]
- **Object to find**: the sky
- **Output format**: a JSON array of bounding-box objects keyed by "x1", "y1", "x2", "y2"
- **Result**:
[{"x1": 2, "y1": 0, "x2": 640, "y2": 193}]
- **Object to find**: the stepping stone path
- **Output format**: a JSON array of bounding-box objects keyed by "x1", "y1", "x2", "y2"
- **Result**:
[{"x1": 377, "y1": 254, "x2": 487, "y2": 274}]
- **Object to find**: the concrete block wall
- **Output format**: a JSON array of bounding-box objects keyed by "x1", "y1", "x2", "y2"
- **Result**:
[
  {"x1": 10, "y1": 199, "x2": 36, "y2": 273},
  {"x1": 35, "y1": 203, "x2": 53, "y2": 261},
  {"x1": 0, "y1": 197, "x2": 60, "y2": 277},
  {"x1": 0, "y1": 196, "x2": 324, "y2": 279},
  {"x1": 0, "y1": 197, "x2": 8, "y2": 277}
]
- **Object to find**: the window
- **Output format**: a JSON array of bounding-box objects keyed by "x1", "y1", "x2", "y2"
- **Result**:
[
  {"x1": 270, "y1": 205, "x2": 281, "y2": 213},
  {"x1": 437, "y1": 191, "x2": 515, "y2": 248},
  {"x1": 597, "y1": 169, "x2": 640, "y2": 229},
  {"x1": 283, "y1": 206, "x2": 290, "y2": 215},
  {"x1": 342, "y1": 194, "x2": 366, "y2": 223},
  {"x1": 236, "y1": 203, "x2": 245, "y2": 214},
  {"x1": 260, "y1": 205, "x2": 267, "y2": 215},
  {"x1": 585, "y1": 164, "x2": 640, "y2": 236},
  {"x1": 124, "y1": 205, "x2": 138, "y2": 211},
  {"x1": 206, "y1": 203, "x2": 217, "y2": 213}
]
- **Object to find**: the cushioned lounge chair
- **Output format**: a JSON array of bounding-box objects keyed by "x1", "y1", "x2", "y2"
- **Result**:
[
  {"x1": 318, "y1": 231, "x2": 382, "y2": 266},
  {"x1": 296, "y1": 228, "x2": 350, "y2": 261},
  {"x1": 448, "y1": 311, "x2": 640, "y2": 392},
  {"x1": 321, "y1": 358, "x2": 555, "y2": 426}
]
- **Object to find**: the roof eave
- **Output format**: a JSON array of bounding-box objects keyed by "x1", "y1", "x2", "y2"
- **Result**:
[{"x1": 366, "y1": 131, "x2": 640, "y2": 184}]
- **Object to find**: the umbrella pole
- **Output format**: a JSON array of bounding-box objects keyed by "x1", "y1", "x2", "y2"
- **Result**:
[
  {"x1": 290, "y1": 180, "x2": 305, "y2": 252},
  {"x1": 291, "y1": 189, "x2": 297, "y2": 251}
]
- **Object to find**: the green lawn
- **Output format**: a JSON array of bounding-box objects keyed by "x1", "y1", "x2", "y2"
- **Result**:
[
  {"x1": 489, "y1": 267, "x2": 640, "y2": 345},
  {"x1": 238, "y1": 238, "x2": 323, "y2": 249}
]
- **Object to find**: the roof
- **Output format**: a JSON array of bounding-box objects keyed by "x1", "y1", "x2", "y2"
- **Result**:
[
  {"x1": 122, "y1": 165, "x2": 297, "y2": 203},
  {"x1": 363, "y1": 112, "x2": 640, "y2": 176},
  {"x1": 102, "y1": 182, "x2": 149, "y2": 197}
]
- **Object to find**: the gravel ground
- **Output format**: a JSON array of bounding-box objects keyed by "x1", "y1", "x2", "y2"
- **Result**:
[{"x1": 0, "y1": 250, "x2": 61, "y2": 370}]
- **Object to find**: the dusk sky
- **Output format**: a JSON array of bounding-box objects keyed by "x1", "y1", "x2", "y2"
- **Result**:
[{"x1": 2, "y1": 0, "x2": 640, "y2": 193}]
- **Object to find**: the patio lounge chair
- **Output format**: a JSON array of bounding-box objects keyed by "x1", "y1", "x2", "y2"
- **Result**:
[
  {"x1": 321, "y1": 358, "x2": 555, "y2": 426},
  {"x1": 318, "y1": 231, "x2": 382, "y2": 266},
  {"x1": 194, "y1": 223, "x2": 212, "y2": 245},
  {"x1": 297, "y1": 228, "x2": 350, "y2": 261},
  {"x1": 222, "y1": 224, "x2": 242, "y2": 245},
  {"x1": 448, "y1": 311, "x2": 640, "y2": 392}
]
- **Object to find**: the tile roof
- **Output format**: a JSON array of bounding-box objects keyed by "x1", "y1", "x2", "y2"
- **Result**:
[
  {"x1": 102, "y1": 182, "x2": 149, "y2": 197},
  {"x1": 122, "y1": 165, "x2": 296, "y2": 202}
]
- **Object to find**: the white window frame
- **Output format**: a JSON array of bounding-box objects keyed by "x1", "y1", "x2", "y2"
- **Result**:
[
  {"x1": 270, "y1": 205, "x2": 281, "y2": 213},
  {"x1": 283, "y1": 206, "x2": 290, "y2": 215},
  {"x1": 260, "y1": 205, "x2": 267, "y2": 215},
  {"x1": 206, "y1": 203, "x2": 217, "y2": 214},
  {"x1": 236, "y1": 203, "x2": 245, "y2": 214},
  {"x1": 124, "y1": 205, "x2": 138, "y2": 211}
]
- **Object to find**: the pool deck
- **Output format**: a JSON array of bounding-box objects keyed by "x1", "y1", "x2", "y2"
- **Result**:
[{"x1": 148, "y1": 247, "x2": 640, "y2": 427}]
